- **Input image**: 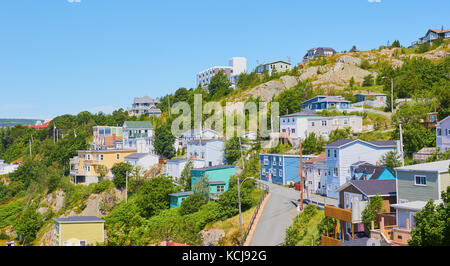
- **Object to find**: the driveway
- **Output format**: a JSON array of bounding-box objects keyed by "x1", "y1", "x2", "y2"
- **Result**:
[{"x1": 249, "y1": 180, "x2": 338, "y2": 246}]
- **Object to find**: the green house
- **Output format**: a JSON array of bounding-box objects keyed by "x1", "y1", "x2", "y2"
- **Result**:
[
  {"x1": 168, "y1": 191, "x2": 193, "y2": 208},
  {"x1": 191, "y1": 165, "x2": 236, "y2": 200}
]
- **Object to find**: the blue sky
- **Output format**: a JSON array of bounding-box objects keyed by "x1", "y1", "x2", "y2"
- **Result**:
[{"x1": 0, "y1": 0, "x2": 449, "y2": 119}]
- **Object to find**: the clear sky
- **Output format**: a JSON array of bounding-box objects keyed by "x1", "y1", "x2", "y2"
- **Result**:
[{"x1": 0, "y1": 0, "x2": 449, "y2": 119}]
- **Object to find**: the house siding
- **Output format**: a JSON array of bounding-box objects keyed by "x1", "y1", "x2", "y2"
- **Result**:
[
  {"x1": 58, "y1": 222, "x2": 104, "y2": 246},
  {"x1": 396, "y1": 170, "x2": 440, "y2": 203}
]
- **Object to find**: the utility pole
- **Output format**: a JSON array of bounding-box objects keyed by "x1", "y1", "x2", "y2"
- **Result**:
[
  {"x1": 399, "y1": 122, "x2": 405, "y2": 167},
  {"x1": 390, "y1": 78, "x2": 394, "y2": 114},
  {"x1": 300, "y1": 140, "x2": 304, "y2": 211},
  {"x1": 238, "y1": 137, "x2": 244, "y2": 245},
  {"x1": 29, "y1": 139, "x2": 32, "y2": 158},
  {"x1": 53, "y1": 124, "x2": 56, "y2": 144},
  {"x1": 126, "y1": 171, "x2": 128, "y2": 203},
  {"x1": 168, "y1": 96, "x2": 171, "y2": 116}
]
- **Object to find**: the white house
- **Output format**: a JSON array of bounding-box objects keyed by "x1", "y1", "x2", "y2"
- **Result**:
[
  {"x1": 303, "y1": 153, "x2": 327, "y2": 195},
  {"x1": 324, "y1": 139, "x2": 399, "y2": 199},
  {"x1": 0, "y1": 159, "x2": 18, "y2": 175},
  {"x1": 124, "y1": 153, "x2": 159, "y2": 174},
  {"x1": 280, "y1": 112, "x2": 363, "y2": 143},
  {"x1": 436, "y1": 116, "x2": 450, "y2": 153},
  {"x1": 186, "y1": 139, "x2": 225, "y2": 168},
  {"x1": 197, "y1": 57, "x2": 247, "y2": 88}
]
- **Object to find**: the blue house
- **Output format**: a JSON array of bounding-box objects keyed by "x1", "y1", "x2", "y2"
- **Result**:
[
  {"x1": 350, "y1": 161, "x2": 396, "y2": 181},
  {"x1": 259, "y1": 153, "x2": 317, "y2": 185},
  {"x1": 324, "y1": 139, "x2": 399, "y2": 199},
  {"x1": 169, "y1": 191, "x2": 193, "y2": 208},
  {"x1": 191, "y1": 165, "x2": 236, "y2": 200},
  {"x1": 301, "y1": 96, "x2": 350, "y2": 112}
]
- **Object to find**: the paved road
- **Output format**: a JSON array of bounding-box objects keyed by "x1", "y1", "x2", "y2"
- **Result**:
[
  {"x1": 249, "y1": 181, "x2": 302, "y2": 246},
  {"x1": 249, "y1": 180, "x2": 338, "y2": 246}
]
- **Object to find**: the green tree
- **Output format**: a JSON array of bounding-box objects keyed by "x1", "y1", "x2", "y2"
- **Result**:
[
  {"x1": 349, "y1": 45, "x2": 358, "y2": 52},
  {"x1": 179, "y1": 160, "x2": 193, "y2": 191},
  {"x1": 179, "y1": 193, "x2": 206, "y2": 215},
  {"x1": 379, "y1": 150, "x2": 402, "y2": 170},
  {"x1": 14, "y1": 204, "x2": 43, "y2": 245},
  {"x1": 362, "y1": 74, "x2": 374, "y2": 87},
  {"x1": 302, "y1": 133, "x2": 326, "y2": 155},
  {"x1": 110, "y1": 162, "x2": 133, "y2": 189},
  {"x1": 224, "y1": 136, "x2": 243, "y2": 165},
  {"x1": 135, "y1": 176, "x2": 179, "y2": 218},
  {"x1": 349, "y1": 77, "x2": 355, "y2": 88},
  {"x1": 208, "y1": 70, "x2": 232, "y2": 99},
  {"x1": 391, "y1": 40, "x2": 401, "y2": 48},
  {"x1": 409, "y1": 187, "x2": 450, "y2": 246},
  {"x1": 361, "y1": 194, "x2": 385, "y2": 233},
  {"x1": 192, "y1": 174, "x2": 210, "y2": 203},
  {"x1": 154, "y1": 123, "x2": 176, "y2": 159},
  {"x1": 328, "y1": 127, "x2": 352, "y2": 144}
]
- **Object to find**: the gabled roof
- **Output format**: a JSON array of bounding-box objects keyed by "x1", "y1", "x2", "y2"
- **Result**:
[
  {"x1": 166, "y1": 158, "x2": 188, "y2": 163},
  {"x1": 54, "y1": 216, "x2": 104, "y2": 223},
  {"x1": 437, "y1": 115, "x2": 450, "y2": 126},
  {"x1": 123, "y1": 121, "x2": 153, "y2": 129},
  {"x1": 324, "y1": 139, "x2": 397, "y2": 149},
  {"x1": 304, "y1": 153, "x2": 326, "y2": 164},
  {"x1": 208, "y1": 181, "x2": 226, "y2": 185},
  {"x1": 281, "y1": 110, "x2": 321, "y2": 118},
  {"x1": 125, "y1": 153, "x2": 155, "y2": 160},
  {"x1": 336, "y1": 179, "x2": 396, "y2": 197}
]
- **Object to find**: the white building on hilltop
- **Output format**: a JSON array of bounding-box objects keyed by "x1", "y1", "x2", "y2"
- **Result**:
[{"x1": 197, "y1": 57, "x2": 247, "y2": 88}]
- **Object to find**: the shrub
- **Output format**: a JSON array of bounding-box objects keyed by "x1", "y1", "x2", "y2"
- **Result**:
[{"x1": 180, "y1": 193, "x2": 206, "y2": 216}]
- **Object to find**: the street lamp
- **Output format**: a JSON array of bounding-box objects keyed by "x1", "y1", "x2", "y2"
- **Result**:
[{"x1": 382, "y1": 76, "x2": 394, "y2": 114}]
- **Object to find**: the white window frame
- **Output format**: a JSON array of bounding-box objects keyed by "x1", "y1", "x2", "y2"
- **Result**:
[
  {"x1": 264, "y1": 156, "x2": 269, "y2": 166},
  {"x1": 279, "y1": 169, "x2": 283, "y2": 177},
  {"x1": 414, "y1": 175, "x2": 427, "y2": 186},
  {"x1": 116, "y1": 154, "x2": 120, "y2": 160}
]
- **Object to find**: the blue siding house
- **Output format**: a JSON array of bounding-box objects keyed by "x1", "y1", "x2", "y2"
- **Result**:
[
  {"x1": 301, "y1": 96, "x2": 350, "y2": 111},
  {"x1": 350, "y1": 161, "x2": 396, "y2": 181},
  {"x1": 169, "y1": 191, "x2": 193, "y2": 208},
  {"x1": 324, "y1": 139, "x2": 399, "y2": 199},
  {"x1": 259, "y1": 153, "x2": 317, "y2": 185}
]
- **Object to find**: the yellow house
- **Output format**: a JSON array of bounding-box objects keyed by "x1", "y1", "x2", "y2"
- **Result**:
[
  {"x1": 53, "y1": 216, "x2": 105, "y2": 246},
  {"x1": 70, "y1": 149, "x2": 136, "y2": 185}
]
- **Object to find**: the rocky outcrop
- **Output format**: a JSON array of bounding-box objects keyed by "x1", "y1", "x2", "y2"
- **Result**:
[
  {"x1": 237, "y1": 75, "x2": 300, "y2": 103},
  {"x1": 37, "y1": 190, "x2": 65, "y2": 215},
  {"x1": 201, "y1": 229, "x2": 225, "y2": 246}
]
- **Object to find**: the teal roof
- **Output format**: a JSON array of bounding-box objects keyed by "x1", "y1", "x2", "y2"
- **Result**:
[{"x1": 124, "y1": 121, "x2": 153, "y2": 129}]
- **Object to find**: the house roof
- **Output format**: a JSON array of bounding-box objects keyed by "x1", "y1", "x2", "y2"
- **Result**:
[
  {"x1": 336, "y1": 180, "x2": 396, "y2": 197},
  {"x1": 302, "y1": 95, "x2": 350, "y2": 104},
  {"x1": 125, "y1": 153, "x2": 155, "y2": 160},
  {"x1": 123, "y1": 121, "x2": 153, "y2": 129},
  {"x1": 187, "y1": 139, "x2": 224, "y2": 144},
  {"x1": 352, "y1": 162, "x2": 388, "y2": 180},
  {"x1": 208, "y1": 181, "x2": 226, "y2": 185},
  {"x1": 182, "y1": 129, "x2": 219, "y2": 137},
  {"x1": 394, "y1": 160, "x2": 450, "y2": 173},
  {"x1": 324, "y1": 139, "x2": 397, "y2": 149},
  {"x1": 54, "y1": 216, "x2": 104, "y2": 223},
  {"x1": 437, "y1": 115, "x2": 450, "y2": 126},
  {"x1": 281, "y1": 110, "x2": 322, "y2": 118},
  {"x1": 168, "y1": 191, "x2": 193, "y2": 197},
  {"x1": 133, "y1": 96, "x2": 160, "y2": 104},
  {"x1": 392, "y1": 200, "x2": 443, "y2": 211},
  {"x1": 304, "y1": 153, "x2": 326, "y2": 164},
  {"x1": 166, "y1": 158, "x2": 188, "y2": 163},
  {"x1": 257, "y1": 60, "x2": 292, "y2": 67},
  {"x1": 193, "y1": 164, "x2": 235, "y2": 171}
]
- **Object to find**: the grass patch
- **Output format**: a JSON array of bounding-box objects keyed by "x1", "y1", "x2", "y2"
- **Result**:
[{"x1": 0, "y1": 200, "x2": 26, "y2": 228}]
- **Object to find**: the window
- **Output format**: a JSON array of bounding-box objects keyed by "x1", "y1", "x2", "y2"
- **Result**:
[
  {"x1": 333, "y1": 168, "x2": 338, "y2": 176},
  {"x1": 100, "y1": 154, "x2": 104, "y2": 161},
  {"x1": 87, "y1": 154, "x2": 91, "y2": 160},
  {"x1": 171, "y1": 198, "x2": 177, "y2": 204},
  {"x1": 292, "y1": 129, "x2": 295, "y2": 133},
  {"x1": 344, "y1": 119, "x2": 348, "y2": 125},
  {"x1": 217, "y1": 185, "x2": 225, "y2": 193},
  {"x1": 279, "y1": 159, "x2": 282, "y2": 166},
  {"x1": 334, "y1": 150, "x2": 337, "y2": 158},
  {"x1": 79, "y1": 240, "x2": 86, "y2": 246},
  {"x1": 261, "y1": 168, "x2": 266, "y2": 175},
  {"x1": 415, "y1": 175, "x2": 427, "y2": 186},
  {"x1": 273, "y1": 157, "x2": 277, "y2": 165},
  {"x1": 318, "y1": 169, "x2": 321, "y2": 175},
  {"x1": 116, "y1": 154, "x2": 120, "y2": 160},
  {"x1": 327, "y1": 150, "x2": 330, "y2": 157},
  {"x1": 264, "y1": 156, "x2": 269, "y2": 165},
  {"x1": 322, "y1": 120, "x2": 327, "y2": 126},
  {"x1": 437, "y1": 128, "x2": 442, "y2": 136},
  {"x1": 311, "y1": 122, "x2": 315, "y2": 127},
  {"x1": 279, "y1": 169, "x2": 283, "y2": 177}
]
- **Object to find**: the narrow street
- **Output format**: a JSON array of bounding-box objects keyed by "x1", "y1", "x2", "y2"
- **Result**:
[{"x1": 249, "y1": 180, "x2": 338, "y2": 246}]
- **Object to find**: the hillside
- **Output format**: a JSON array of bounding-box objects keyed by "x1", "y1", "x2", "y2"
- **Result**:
[{"x1": 0, "y1": 119, "x2": 42, "y2": 128}]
